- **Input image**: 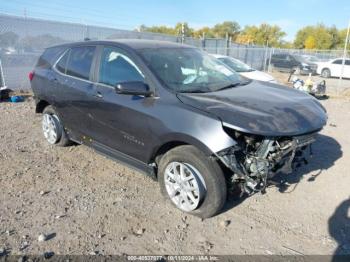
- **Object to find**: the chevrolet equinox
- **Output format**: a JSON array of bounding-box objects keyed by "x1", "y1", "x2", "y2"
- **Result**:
[{"x1": 31, "y1": 40, "x2": 327, "y2": 218}]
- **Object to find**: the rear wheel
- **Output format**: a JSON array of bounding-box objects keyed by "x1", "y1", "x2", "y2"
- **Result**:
[
  {"x1": 42, "y1": 105, "x2": 71, "y2": 147},
  {"x1": 158, "y1": 145, "x2": 227, "y2": 218},
  {"x1": 321, "y1": 68, "x2": 331, "y2": 78}
]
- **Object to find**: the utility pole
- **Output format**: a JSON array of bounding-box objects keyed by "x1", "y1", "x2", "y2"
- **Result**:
[
  {"x1": 23, "y1": 8, "x2": 27, "y2": 35},
  {"x1": 338, "y1": 19, "x2": 350, "y2": 95}
]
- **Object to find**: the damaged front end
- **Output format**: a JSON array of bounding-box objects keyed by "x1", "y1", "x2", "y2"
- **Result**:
[{"x1": 216, "y1": 127, "x2": 317, "y2": 195}]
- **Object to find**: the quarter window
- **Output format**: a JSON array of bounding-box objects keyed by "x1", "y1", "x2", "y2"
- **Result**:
[
  {"x1": 56, "y1": 50, "x2": 69, "y2": 74},
  {"x1": 98, "y1": 47, "x2": 144, "y2": 86},
  {"x1": 66, "y1": 46, "x2": 95, "y2": 80}
]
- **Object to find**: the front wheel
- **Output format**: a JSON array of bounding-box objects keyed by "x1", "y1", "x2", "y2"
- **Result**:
[
  {"x1": 321, "y1": 68, "x2": 331, "y2": 78},
  {"x1": 158, "y1": 145, "x2": 227, "y2": 218}
]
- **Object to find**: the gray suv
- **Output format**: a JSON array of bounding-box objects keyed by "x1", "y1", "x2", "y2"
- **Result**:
[{"x1": 30, "y1": 40, "x2": 327, "y2": 218}]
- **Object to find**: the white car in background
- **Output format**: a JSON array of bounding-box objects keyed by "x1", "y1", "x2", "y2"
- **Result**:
[
  {"x1": 212, "y1": 54, "x2": 277, "y2": 83},
  {"x1": 316, "y1": 58, "x2": 350, "y2": 78}
]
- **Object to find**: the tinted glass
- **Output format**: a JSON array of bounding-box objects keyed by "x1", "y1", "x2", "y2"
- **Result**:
[
  {"x1": 346, "y1": 60, "x2": 350, "y2": 66},
  {"x1": 333, "y1": 59, "x2": 342, "y2": 64},
  {"x1": 65, "y1": 46, "x2": 95, "y2": 80},
  {"x1": 56, "y1": 50, "x2": 69, "y2": 74},
  {"x1": 140, "y1": 48, "x2": 241, "y2": 93},
  {"x1": 99, "y1": 47, "x2": 144, "y2": 86},
  {"x1": 37, "y1": 46, "x2": 66, "y2": 69}
]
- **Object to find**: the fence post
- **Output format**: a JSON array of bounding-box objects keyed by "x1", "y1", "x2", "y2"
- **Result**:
[
  {"x1": 268, "y1": 48, "x2": 274, "y2": 73},
  {"x1": 0, "y1": 58, "x2": 6, "y2": 89},
  {"x1": 201, "y1": 32, "x2": 206, "y2": 51},
  {"x1": 226, "y1": 35, "x2": 231, "y2": 56},
  {"x1": 263, "y1": 43, "x2": 269, "y2": 72},
  {"x1": 244, "y1": 44, "x2": 248, "y2": 64}
]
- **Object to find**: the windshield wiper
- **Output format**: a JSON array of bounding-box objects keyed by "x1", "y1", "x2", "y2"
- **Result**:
[
  {"x1": 216, "y1": 82, "x2": 241, "y2": 91},
  {"x1": 179, "y1": 89, "x2": 208, "y2": 93}
]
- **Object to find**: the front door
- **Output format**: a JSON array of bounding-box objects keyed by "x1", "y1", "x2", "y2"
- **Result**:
[{"x1": 87, "y1": 46, "x2": 159, "y2": 162}]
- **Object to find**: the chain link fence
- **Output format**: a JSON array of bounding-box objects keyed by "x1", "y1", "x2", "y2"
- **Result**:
[{"x1": 0, "y1": 13, "x2": 347, "y2": 90}]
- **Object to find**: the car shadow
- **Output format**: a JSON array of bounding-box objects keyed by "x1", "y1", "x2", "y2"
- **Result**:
[
  {"x1": 220, "y1": 134, "x2": 342, "y2": 214},
  {"x1": 270, "y1": 134, "x2": 342, "y2": 193},
  {"x1": 328, "y1": 198, "x2": 350, "y2": 261}
]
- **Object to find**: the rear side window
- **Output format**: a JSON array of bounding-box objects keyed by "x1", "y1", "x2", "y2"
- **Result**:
[
  {"x1": 56, "y1": 50, "x2": 69, "y2": 74},
  {"x1": 65, "y1": 46, "x2": 95, "y2": 80},
  {"x1": 55, "y1": 46, "x2": 95, "y2": 80}
]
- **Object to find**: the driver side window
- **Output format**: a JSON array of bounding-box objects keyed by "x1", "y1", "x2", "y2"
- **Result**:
[{"x1": 99, "y1": 47, "x2": 145, "y2": 86}]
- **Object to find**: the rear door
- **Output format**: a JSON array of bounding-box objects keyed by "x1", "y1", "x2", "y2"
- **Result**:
[
  {"x1": 344, "y1": 59, "x2": 350, "y2": 78},
  {"x1": 52, "y1": 45, "x2": 97, "y2": 138}
]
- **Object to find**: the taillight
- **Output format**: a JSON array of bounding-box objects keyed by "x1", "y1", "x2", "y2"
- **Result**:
[{"x1": 29, "y1": 71, "x2": 34, "y2": 81}]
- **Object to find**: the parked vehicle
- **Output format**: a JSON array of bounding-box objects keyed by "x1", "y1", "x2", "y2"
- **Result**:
[
  {"x1": 316, "y1": 58, "x2": 350, "y2": 78},
  {"x1": 212, "y1": 54, "x2": 276, "y2": 83},
  {"x1": 30, "y1": 40, "x2": 327, "y2": 218},
  {"x1": 269, "y1": 53, "x2": 317, "y2": 74}
]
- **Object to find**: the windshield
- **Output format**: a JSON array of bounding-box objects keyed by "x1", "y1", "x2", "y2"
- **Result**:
[
  {"x1": 218, "y1": 57, "x2": 254, "y2": 72},
  {"x1": 304, "y1": 56, "x2": 319, "y2": 62},
  {"x1": 139, "y1": 48, "x2": 241, "y2": 93},
  {"x1": 294, "y1": 55, "x2": 309, "y2": 63}
]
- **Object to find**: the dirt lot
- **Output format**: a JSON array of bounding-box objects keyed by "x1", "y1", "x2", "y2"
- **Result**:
[{"x1": 0, "y1": 97, "x2": 350, "y2": 257}]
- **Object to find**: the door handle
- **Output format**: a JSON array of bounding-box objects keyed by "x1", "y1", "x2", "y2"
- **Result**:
[{"x1": 93, "y1": 91, "x2": 103, "y2": 98}]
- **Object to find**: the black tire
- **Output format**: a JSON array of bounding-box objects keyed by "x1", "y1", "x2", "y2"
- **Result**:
[
  {"x1": 321, "y1": 68, "x2": 331, "y2": 78},
  {"x1": 42, "y1": 105, "x2": 72, "y2": 147},
  {"x1": 158, "y1": 145, "x2": 227, "y2": 218}
]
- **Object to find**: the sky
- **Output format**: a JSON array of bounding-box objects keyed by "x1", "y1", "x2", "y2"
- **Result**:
[{"x1": 1, "y1": 0, "x2": 349, "y2": 41}]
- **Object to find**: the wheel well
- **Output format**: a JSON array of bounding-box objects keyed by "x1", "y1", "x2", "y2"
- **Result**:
[
  {"x1": 322, "y1": 68, "x2": 331, "y2": 74},
  {"x1": 151, "y1": 141, "x2": 188, "y2": 165},
  {"x1": 36, "y1": 100, "x2": 50, "y2": 113}
]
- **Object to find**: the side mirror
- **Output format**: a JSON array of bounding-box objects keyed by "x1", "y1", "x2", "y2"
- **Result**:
[{"x1": 115, "y1": 81, "x2": 153, "y2": 97}]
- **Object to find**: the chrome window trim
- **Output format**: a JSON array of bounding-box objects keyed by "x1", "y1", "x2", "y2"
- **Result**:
[
  {"x1": 52, "y1": 46, "x2": 96, "y2": 85},
  {"x1": 52, "y1": 46, "x2": 146, "y2": 91}
]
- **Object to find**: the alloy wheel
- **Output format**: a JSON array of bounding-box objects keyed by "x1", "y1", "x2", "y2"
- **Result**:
[
  {"x1": 164, "y1": 162, "x2": 206, "y2": 212},
  {"x1": 42, "y1": 113, "x2": 60, "y2": 144}
]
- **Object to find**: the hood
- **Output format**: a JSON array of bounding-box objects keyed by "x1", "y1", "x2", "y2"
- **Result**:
[
  {"x1": 177, "y1": 81, "x2": 327, "y2": 137},
  {"x1": 240, "y1": 70, "x2": 275, "y2": 82}
]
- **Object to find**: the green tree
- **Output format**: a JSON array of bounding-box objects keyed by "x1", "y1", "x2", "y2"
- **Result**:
[
  {"x1": 294, "y1": 24, "x2": 334, "y2": 49},
  {"x1": 0, "y1": 31, "x2": 19, "y2": 48},
  {"x1": 337, "y1": 28, "x2": 349, "y2": 49},
  {"x1": 304, "y1": 35, "x2": 316, "y2": 49},
  {"x1": 192, "y1": 26, "x2": 215, "y2": 38},
  {"x1": 139, "y1": 24, "x2": 176, "y2": 35},
  {"x1": 174, "y1": 22, "x2": 194, "y2": 37},
  {"x1": 212, "y1": 21, "x2": 240, "y2": 39},
  {"x1": 237, "y1": 23, "x2": 286, "y2": 47}
]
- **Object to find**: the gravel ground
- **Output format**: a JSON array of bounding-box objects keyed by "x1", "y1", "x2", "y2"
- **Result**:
[{"x1": 0, "y1": 97, "x2": 350, "y2": 256}]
